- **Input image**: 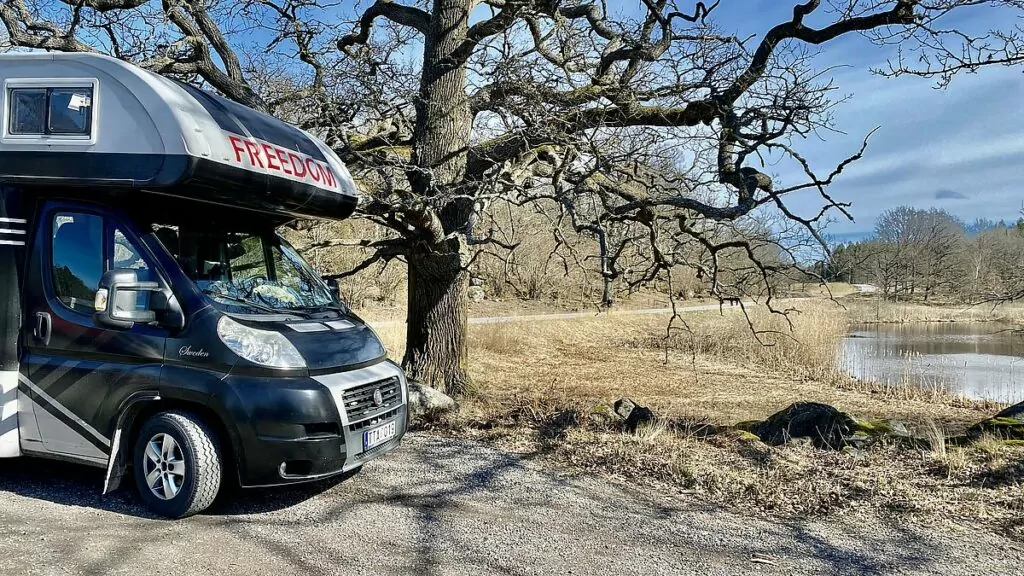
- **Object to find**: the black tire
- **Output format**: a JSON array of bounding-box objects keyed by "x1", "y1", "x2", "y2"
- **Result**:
[{"x1": 133, "y1": 411, "x2": 222, "y2": 519}]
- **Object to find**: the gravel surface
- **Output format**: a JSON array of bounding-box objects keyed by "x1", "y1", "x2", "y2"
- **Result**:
[{"x1": 0, "y1": 433, "x2": 1019, "y2": 575}]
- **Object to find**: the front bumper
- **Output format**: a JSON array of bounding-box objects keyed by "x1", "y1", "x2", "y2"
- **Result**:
[{"x1": 228, "y1": 361, "x2": 408, "y2": 487}]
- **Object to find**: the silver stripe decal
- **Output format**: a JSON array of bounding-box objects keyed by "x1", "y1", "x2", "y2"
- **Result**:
[
  {"x1": 103, "y1": 427, "x2": 123, "y2": 494},
  {"x1": 17, "y1": 373, "x2": 111, "y2": 448},
  {"x1": 38, "y1": 360, "x2": 78, "y2": 389},
  {"x1": 0, "y1": 217, "x2": 26, "y2": 224},
  {"x1": 0, "y1": 240, "x2": 25, "y2": 246},
  {"x1": 0, "y1": 229, "x2": 25, "y2": 235}
]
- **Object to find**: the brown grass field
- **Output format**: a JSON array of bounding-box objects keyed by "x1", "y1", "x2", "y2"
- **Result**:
[{"x1": 366, "y1": 297, "x2": 1024, "y2": 536}]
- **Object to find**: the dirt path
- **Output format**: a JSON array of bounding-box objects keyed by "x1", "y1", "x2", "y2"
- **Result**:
[
  {"x1": 371, "y1": 297, "x2": 813, "y2": 328},
  {"x1": 0, "y1": 433, "x2": 1018, "y2": 575}
]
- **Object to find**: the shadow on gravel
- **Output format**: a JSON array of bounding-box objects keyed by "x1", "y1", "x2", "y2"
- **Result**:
[
  {"x1": 0, "y1": 457, "x2": 354, "y2": 518},
  {"x1": 786, "y1": 521, "x2": 935, "y2": 575}
]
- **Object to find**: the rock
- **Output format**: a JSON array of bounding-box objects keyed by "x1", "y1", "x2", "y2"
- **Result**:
[
  {"x1": 589, "y1": 404, "x2": 617, "y2": 428},
  {"x1": 735, "y1": 430, "x2": 761, "y2": 442},
  {"x1": 967, "y1": 401, "x2": 1024, "y2": 440},
  {"x1": 470, "y1": 276, "x2": 485, "y2": 287},
  {"x1": 851, "y1": 418, "x2": 910, "y2": 438},
  {"x1": 407, "y1": 381, "x2": 457, "y2": 418},
  {"x1": 968, "y1": 415, "x2": 1024, "y2": 440},
  {"x1": 995, "y1": 401, "x2": 1024, "y2": 420},
  {"x1": 749, "y1": 402, "x2": 856, "y2": 450},
  {"x1": 613, "y1": 397, "x2": 656, "y2": 432},
  {"x1": 613, "y1": 398, "x2": 637, "y2": 420},
  {"x1": 467, "y1": 286, "x2": 485, "y2": 302},
  {"x1": 787, "y1": 437, "x2": 815, "y2": 449},
  {"x1": 886, "y1": 420, "x2": 911, "y2": 437},
  {"x1": 626, "y1": 407, "x2": 656, "y2": 432}
]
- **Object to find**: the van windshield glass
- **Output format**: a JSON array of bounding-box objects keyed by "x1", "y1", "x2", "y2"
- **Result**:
[{"x1": 164, "y1": 227, "x2": 334, "y2": 312}]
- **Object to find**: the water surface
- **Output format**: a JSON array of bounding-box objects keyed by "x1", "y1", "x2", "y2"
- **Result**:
[{"x1": 840, "y1": 322, "x2": 1024, "y2": 403}]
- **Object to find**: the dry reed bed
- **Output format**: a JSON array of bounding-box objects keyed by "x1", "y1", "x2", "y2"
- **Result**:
[{"x1": 844, "y1": 298, "x2": 1024, "y2": 324}]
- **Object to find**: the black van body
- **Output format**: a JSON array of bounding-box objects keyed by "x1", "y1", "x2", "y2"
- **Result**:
[
  {"x1": 4, "y1": 186, "x2": 408, "y2": 507},
  {"x1": 0, "y1": 53, "x2": 408, "y2": 518}
]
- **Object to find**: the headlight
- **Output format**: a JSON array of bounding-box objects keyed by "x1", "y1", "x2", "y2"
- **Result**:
[{"x1": 216, "y1": 316, "x2": 306, "y2": 369}]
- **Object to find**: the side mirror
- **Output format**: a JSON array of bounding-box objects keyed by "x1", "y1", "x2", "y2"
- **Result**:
[
  {"x1": 325, "y1": 276, "x2": 340, "y2": 296},
  {"x1": 93, "y1": 269, "x2": 161, "y2": 330}
]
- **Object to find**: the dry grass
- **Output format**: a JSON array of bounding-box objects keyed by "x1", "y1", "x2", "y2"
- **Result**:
[
  {"x1": 844, "y1": 298, "x2": 1024, "y2": 324},
  {"x1": 784, "y1": 282, "x2": 859, "y2": 299},
  {"x1": 373, "y1": 299, "x2": 1023, "y2": 534},
  {"x1": 430, "y1": 406, "x2": 1023, "y2": 532},
  {"x1": 443, "y1": 302, "x2": 994, "y2": 429}
]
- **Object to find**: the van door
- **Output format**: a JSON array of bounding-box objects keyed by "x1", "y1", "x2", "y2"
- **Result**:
[{"x1": 19, "y1": 202, "x2": 166, "y2": 464}]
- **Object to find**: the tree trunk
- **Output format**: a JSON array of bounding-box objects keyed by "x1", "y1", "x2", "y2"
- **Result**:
[
  {"x1": 403, "y1": 248, "x2": 472, "y2": 395},
  {"x1": 402, "y1": 0, "x2": 475, "y2": 394}
]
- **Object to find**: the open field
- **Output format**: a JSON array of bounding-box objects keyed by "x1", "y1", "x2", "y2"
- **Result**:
[{"x1": 371, "y1": 300, "x2": 1024, "y2": 536}]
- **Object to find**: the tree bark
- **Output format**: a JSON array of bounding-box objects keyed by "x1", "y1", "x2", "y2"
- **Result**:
[
  {"x1": 402, "y1": 0, "x2": 475, "y2": 394},
  {"x1": 403, "y1": 248, "x2": 472, "y2": 395}
]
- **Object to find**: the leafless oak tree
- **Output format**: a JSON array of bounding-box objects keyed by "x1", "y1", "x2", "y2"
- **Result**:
[{"x1": 3, "y1": 0, "x2": 1020, "y2": 395}]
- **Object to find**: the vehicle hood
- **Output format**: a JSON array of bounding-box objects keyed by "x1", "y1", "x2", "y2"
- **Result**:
[{"x1": 273, "y1": 315, "x2": 388, "y2": 372}]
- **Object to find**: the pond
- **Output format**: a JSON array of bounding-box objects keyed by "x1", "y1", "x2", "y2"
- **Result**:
[{"x1": 840, "y1": 322, "x2": 1024, "y2": 404}]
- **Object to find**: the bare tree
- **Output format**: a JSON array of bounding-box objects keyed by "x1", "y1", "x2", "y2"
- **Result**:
[
  {"x1": 5, "y1": 0, "x2": 1022, "y2": 395},
  {"x1": 873, "y1": 206, "x2": 966, "y2": 300}
]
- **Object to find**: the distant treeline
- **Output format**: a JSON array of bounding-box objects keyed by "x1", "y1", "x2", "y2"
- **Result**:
[{"x1": 819, "y1": 207, "x2": 1024, "y2": 302}]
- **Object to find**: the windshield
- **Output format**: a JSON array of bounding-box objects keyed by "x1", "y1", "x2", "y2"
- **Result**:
[{"x1": 159, "y1": 226, "x2": 335, "y2": 313}]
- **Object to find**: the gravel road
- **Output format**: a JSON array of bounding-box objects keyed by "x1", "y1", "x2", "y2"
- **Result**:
[{"x1": 0, "y1": 433, "x2": 1019, "y2": 575}]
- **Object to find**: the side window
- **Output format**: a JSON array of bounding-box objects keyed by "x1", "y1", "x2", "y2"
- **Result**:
[
  {"x1": 52, "y1": 213, "x2": 103, "y2": 314},
  {"x1": 10, "y1": 89, "x2": 46, "y2": 134},
  {"x1": 8, "y1": 86, "x2": 93, "y2": 136}
]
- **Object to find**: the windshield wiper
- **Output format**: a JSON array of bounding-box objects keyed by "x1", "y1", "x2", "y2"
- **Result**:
[{"x1": 202, "y1": 290, "x2": 292, "y2": 316}]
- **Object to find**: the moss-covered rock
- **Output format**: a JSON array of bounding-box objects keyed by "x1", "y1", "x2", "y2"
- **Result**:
[
  {"x1": 969, "y1": 415, "x2": 1024, "y2": 440},
  {"x1": 749, "y1": 402, "x2": 856, "y2": 449},
  {"x1": 588, "y1": 404, "x2": 618, "y2": 428},
  {"x1": 734, "y1": 430, "x2": 762, "y2": 442}
]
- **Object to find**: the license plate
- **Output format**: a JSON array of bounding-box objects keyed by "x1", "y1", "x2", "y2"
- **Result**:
[{"x1": 363, "y1": 421, "x2": 397, "y2": 451}]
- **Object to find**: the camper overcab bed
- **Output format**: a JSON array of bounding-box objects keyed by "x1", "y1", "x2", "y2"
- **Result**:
[{"x1": 0, "y1": 53, "x2": 408, "y2": 517}]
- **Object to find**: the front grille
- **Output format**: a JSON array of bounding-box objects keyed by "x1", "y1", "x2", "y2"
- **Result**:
[
  {"x1": 342, "y1": 376, "x2": 401, "y2": 422},
  {"x1": 349, "y1": 406, "x2": 401, "y2": 432}
]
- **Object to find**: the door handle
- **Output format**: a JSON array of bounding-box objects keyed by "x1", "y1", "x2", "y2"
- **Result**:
[{"x1": 34, "y1": 312, "x2": 52, "y2": 346}]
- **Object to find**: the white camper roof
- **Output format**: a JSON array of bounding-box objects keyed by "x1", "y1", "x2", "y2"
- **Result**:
[{"x1": 0, "y1": 52, "x2": 358, "y2": 220}]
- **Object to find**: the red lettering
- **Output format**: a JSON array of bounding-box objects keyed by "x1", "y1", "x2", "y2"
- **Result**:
[
  {"x1": 245, "y1": 141, "x2": 264, "y2": 168},
  {"x1": 289, "y1": 153, "x2": 307, "y2": 178},
  {"x1": 305, "y1": 159, "x2": 321, "y2": 182},
  {"x1": 276, "y1": 148, "x2": 293, "y2": 175},
  {"x1": 262, "y1": 144, "x2": 280, "y2": 171},
  {"x1": 319, "y1": 164, "x2": 337, "y2": 189},
  {"x1": 229, "y1": 135, "x2": 246, "y2": 163}
]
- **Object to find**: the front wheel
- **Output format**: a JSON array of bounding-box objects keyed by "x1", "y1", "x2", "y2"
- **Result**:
[{"x1": 133, "y1": 411, "x2": 222, "y2": 518}]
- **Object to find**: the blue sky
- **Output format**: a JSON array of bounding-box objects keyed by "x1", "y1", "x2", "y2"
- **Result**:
[
  {"x1": 340, "y1": 2, "x2": 1021, "y2": 240},
  {"x1": 293, "y1": 1, "x2": 1021, "y2": 239},
  {"x1": 678, "y1": 1, "x2": 1024, "y2": 239}
]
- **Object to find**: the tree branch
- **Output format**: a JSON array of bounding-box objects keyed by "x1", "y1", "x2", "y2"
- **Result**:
[{"x1": 337, "y1": 0, "x2": 430, "y2": 54}]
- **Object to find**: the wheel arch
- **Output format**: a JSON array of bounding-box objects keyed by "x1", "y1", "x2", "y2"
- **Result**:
[{"x1": 103, "y1": 393, "x2": 241, "y2": 494}]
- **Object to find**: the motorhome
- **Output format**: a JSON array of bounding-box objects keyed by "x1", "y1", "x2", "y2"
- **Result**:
[{"x1": 0, "y1": 53, "x2": 408, "y2": 518}]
